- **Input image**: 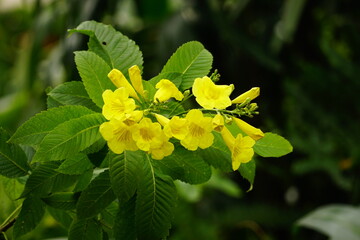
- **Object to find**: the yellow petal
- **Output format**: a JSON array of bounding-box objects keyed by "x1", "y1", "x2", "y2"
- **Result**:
[
  {"x1": 231, "y1": 87, "x2": 260, "y2": 104},
  {"x1": 154, "y1": 113, "x2": 170, "y2": 126},
  {"x1": 108, "y1": 69, "x2": 139, "y2": 100},
  {"x1": 220, "y1": 126, "x2": 235, "y2": 150},
  {"x1": 128, "y1": 65, "x2": 145, "y2": 97},
  {"x1": 232, "y1": 117, "x2": 264, "y2": 140},
  {"x1": 212, "y1": 114, "x2": 224, "y2": 132}
]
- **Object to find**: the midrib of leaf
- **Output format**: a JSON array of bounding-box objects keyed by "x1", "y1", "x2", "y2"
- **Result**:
[
  {"x1": 0, "y1": 151, "x2": 28, "y2": 174},
  {"x1": 83, "y1": 56, "x2": 108, "y2": 91},
  {"x1": 181, "y1": 50, "x2": 204, "y2": 75},
  {"x1": 50, "y1": 92, "x2": 91, "y2": 100},
  {"x1": 146, "y1": 155, "x2": 157, "y2": 229}
]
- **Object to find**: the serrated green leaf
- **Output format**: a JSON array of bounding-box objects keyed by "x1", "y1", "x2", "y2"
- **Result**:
[
  {"x1": 135, "y1": 156, "x2": 177, "y2": 240},
  {"x1": 0, "y1": 128, "x2": 30, "y2": 178},
  {"x1": 33, "y1": 113, "x2": 105, "y2": 162},
  {"x1": 148, "y1": 72, "x2": 183, "y2": 88},
  {"x1": 296, "y1": 204, "x2": 360, "y2": 240},
  {"x1": 109, "y1": 151, "x2": 143, "y2": 204},
  {"x1": 238, "y1": 160, "x2": 256, "y2": 191},
  {"x1": 2, "y1": 177, "x2": 25, "y2": 201},
  {"x1": 42, "y1": 192, "x2": 80, "y2": 210},
  {"x1": 9, "y1": 105, "x2": 95, "y2": 146},
  {"x1": 13, "y1": 196, "x2": 46, "y2": 239},
  {"x1": 114, "y1": 196, "x2": 136, "y2": 240},
  {"x1": 20, "y1": 161, "x2": 62, "y2": 198},
  {"x1": 73, "y1": 169, "x2": 93, "y2": 192},
  {"x1": 47, "y1": 206, "x2": 74, "y2": 229},
  {"x1": 254, "y1": 132, "x2": 293, "y2": 157},
  {"x1": 47, "y1": 81, "x2": 99, "y2": 111},
  {"x1": 68, "y1": 218, "x2": 103, "y2": 240},
  {"x1": 160, "y1": 41, "x2": 213, "y2": 90},
  {"x1": 75, "y1": 51, "x2": 114, "y2": 108},
  {"x1": 198, "y1": 132, "x2": 233, "y2": 172},
  {"x1": 57, "y1": 153, "x2": 93, "y2": 175},
  {"x1": 100, "y1": 201, "x2": 118, "y2": 232},
  {"x1": 76, "y1": 170, "x2": 116, "y2": 219},
  {"x1": 153, "y1": 144, "x2": 211, "y2": 184},
  {"x1": 70, "y1": 20, "x2": 143, "y2": 77}
]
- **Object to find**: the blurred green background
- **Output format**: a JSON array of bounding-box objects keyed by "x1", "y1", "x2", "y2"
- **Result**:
[{"x1": 1, "y1": 0, "x2": 359, "y2": 239}]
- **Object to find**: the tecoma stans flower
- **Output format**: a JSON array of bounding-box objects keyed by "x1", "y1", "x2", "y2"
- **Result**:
[
  {"x1": 148, "y1": 135, "x2": 174, "y2": 160},
  {"x1": 102, "y1": 88, "x2": 136, "y2": 120},
  {"x1": 180, "y1": 109, "x2": 214, "y2": 151},
  {"x1": 192, "y1": 76, "x2": 233, "y2": 109},
  {"x1": 154, "y1": 79, "x2": 184, "y2": 102},
  {"x1": 108, "y1": 68, "x2": 139, "y2": 100},
  {"x1": 220, "y1": 126, "x2": 255, "y2": 171},
  {"x1": 128, "y1": 65, "x2": 145, "y2": 98},
  {"x1": 232, "y1": 117, "x2": 264, "y2": 140},
  {"x1": 132, "y1": 118, "x2": 167, "y2": 151},
  {"x1": 231, "y1": 87, "x2": 260, "y2": 104},
  {"x1": 155, "y1": 114, "x2": 188, "y2": 140},
  {"x1": 212, "y1": 114, "x2": 225, "y2": 132},
  {"x1": 99, "y1": 118, "x2": 139, "y2": 154}
]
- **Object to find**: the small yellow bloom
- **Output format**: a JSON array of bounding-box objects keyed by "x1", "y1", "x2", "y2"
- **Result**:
[
  {"x1": 108, "y1": 68, "x2": 139, "y2": 100},
  {"x1": 212, "y1": 114, "x2": 224, "y2": 132},
  {"x1": 221, "y1": 127, "x2": 255, "y2": 170},
  {"x1": 132, "y1": 118, "x2": 165, "y2": 151},
  {"x1": 154, "y1": 113, "x2": 170, "y2": 126},
  {"x1": 148, "y1": 136, "x2": 174, "y2": 160},
  {"x1": 99, "y1": 118, "x2": 138, "y2": 154},
  {"x1": 154, "y1": 114, "x2": 188, "y2": 140},
  {"x1": 154, "y1": 79, "x2": 184, "y2": 102},
  {"x1": 231, "y1": 87, "x2": 260, "y2": 104},
  {"x1": 118, "y1": 110, "x2": 143, "y2": 126},
  {"x1": 180, "y1": 109, "x2": 214, "y2": 151},
  {"x1": 192, "y1": 76, "x2": 233, "y2": 109},
  {"x1": 102, "y1": 88, "x2": 136, "y2": 120},
  {"x1": 232, "y1": 117, "x2": 264, "y2": 140},
  {"x1": 128, "y1": 65, "x2": 145, "y2": 98}
]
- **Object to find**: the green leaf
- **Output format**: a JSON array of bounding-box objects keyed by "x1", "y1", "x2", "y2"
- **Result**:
[
  {"x1": 148, "y1": 72, "x2": 183, "y2": 88},
  {"x1": 238, "y1": 160, "x2": 256, "y2": 191},
  {"x1": 9, "y1": 105, "x2": 95, "y2": 146},
  {"x1": 68, "y1": 218, "x2": 103, "y2": 240},
  {"x1": 160, "y1": 41, "x2": 213, "y2": 90},
  {"x1": 109, "y1": 151, "x2": 143, "y2": 204},
  {"x1": 20, "y1": 161, "x2": 62, "y2": 198},
  {"x1": 153, "y1": 144, "x2": 211, "y2": 184},
  {"x1": 33, "y1": 113, "x2": 105, "y2": 162},
  {"x1": 70, "y1": 20, "x2": 143, "y2": 77},
  {"x1": 42, "y1": 192, "x2": 80, "y2": 210},
  {"x1": 73, "y1": 169, "x2": 93, "y2": 192},
  {"x1": 47, "y1": 81, "x2": 99, "y2": 111},
  {"x1": 57, "y1": 153, "x2": 93, "y2": 175},
  {"x1": 13, "y1": 196, "x2": 46, "y2": 239},
  {"x1": 157, "y1": 101, "x2": 185, "y2": 118},
  {"x1": 296, "y1": 204, "x2": 360, "y2": 240},
  {"x1": 0, "y1": 128, "x2": 30, "y2": 178},
  {"x1": 253, "y1": 132, "x2": 293, "y2": 157},
  {"x1": 47, "y1": 206, "x2": 74, "y2": 229},
  {"x1": 75, "y1": 51, "x2": 114, "y2": 108},
  {"x1": 100, "y1": 201, "x2": 118, "y2": 232},
  {"x1": 135, "y1": 156, "x2": 177, "y2": 239},
  {"x1": 198, "y1": 132, "x2": 233, "y2": 172},
  {"x1": 114, "y1": 196, "x2": 137, "y2": 240},
  {"x1": 76, "y1": 170, "x2": 116, "y2": 219},
  {"x1": 2, "y1": 177, "x2": 25, "y2": 201}
]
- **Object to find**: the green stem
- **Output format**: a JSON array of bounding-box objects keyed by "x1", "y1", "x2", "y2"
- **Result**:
[{"x1": 0, "y1": 204, "x2": 22, "y2": 233}]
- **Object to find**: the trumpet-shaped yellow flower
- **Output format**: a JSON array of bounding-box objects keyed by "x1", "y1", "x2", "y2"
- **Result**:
[
  {"x1": 192, "y1": 76, "x2": 233, "y2": 109},
  {"x1": 99, "y1": 118, "x2": 138, "y2": 154},
  {"x1": 128, "y1": 65, "x2": 145, "y2": 98},
  {"x1": 154, "y1": 79, "x2": 184, "y2": 102},
  {"x1": 212, "y1": 114, "x2": 224, "y2": 132},
  {"x1": 118, "y1": 110, "x2": 143, "y2": 126},
  {"x1": 102, "y1": 88, "x2": 136, "y2": 120},
  {"x1": 148, "y1": 135, "x2": 174, "y2": 160},
  {"x1": 232, "y1": 117, "x2": 264, "y2": 140},
  {"x1": 221, "y1": 127, "x2": 255, "y2": 170},
  {"x1": 154, "y1": 114, "x2": 188, "y2": 140},
  {"x1": 180, "y1": 109, "x2": 214, "y2": 151},
  {"x1": 108, "y1": 68, "x2": 139, "y2": 100},
  {"x1": 232, "y1": 87, "x2": 260, "y2": 104},
  {"x1": 132, "y1": 118, "x2": 166, "y2": 151}
]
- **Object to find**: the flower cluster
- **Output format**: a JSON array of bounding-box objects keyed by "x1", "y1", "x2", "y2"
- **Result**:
[{"x1": 99, "y1": 65, "x2": 264, "y2": 170}]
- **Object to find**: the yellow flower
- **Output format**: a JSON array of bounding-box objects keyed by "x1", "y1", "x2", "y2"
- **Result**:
[
  {"x1": 119, "y1": 110, "x2": 143, "y2": 125},
  {"x1": 102, "y1": 88, "x2": 136, "y2": 120},
  {"x1": 148, "y1": 136, "x2": 174, "y2": 160},
  {"x1": 154, "y1": 114, "x2": 188, "y2": 140},
  {"x1": 99, "y1": 118, "x2": 138, "y2": 154},
  {"x1": 220, "y1": 127, "x2": 255, "y2": 171},
  {"x1": 192, "y1": 76, "x2": 233, "y2": 109},
  {"x1": 132, "y1": 118, "x2": 165, "y2": 151},
  {"x1": 154, "y1": 79, "x2": 184, "y2": 102},
  {"x1": 108, "y1": 68, "x2": 139, "y2": 100},
  {"x1": 231, "y1": 87, "x2": 260, "y2": 104},
  {"x1": 232, "y1": 117, "x2": 264, "y2": 140},
  {"x1": 180, "y1": 109, "x2": 214, "y2": 151},
  {"x1": 212, "y1": 114, "x2": 224, "y2": 132},
  {"x1": 128, "y1": 65, "x2": 145, "y2": 98}
]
